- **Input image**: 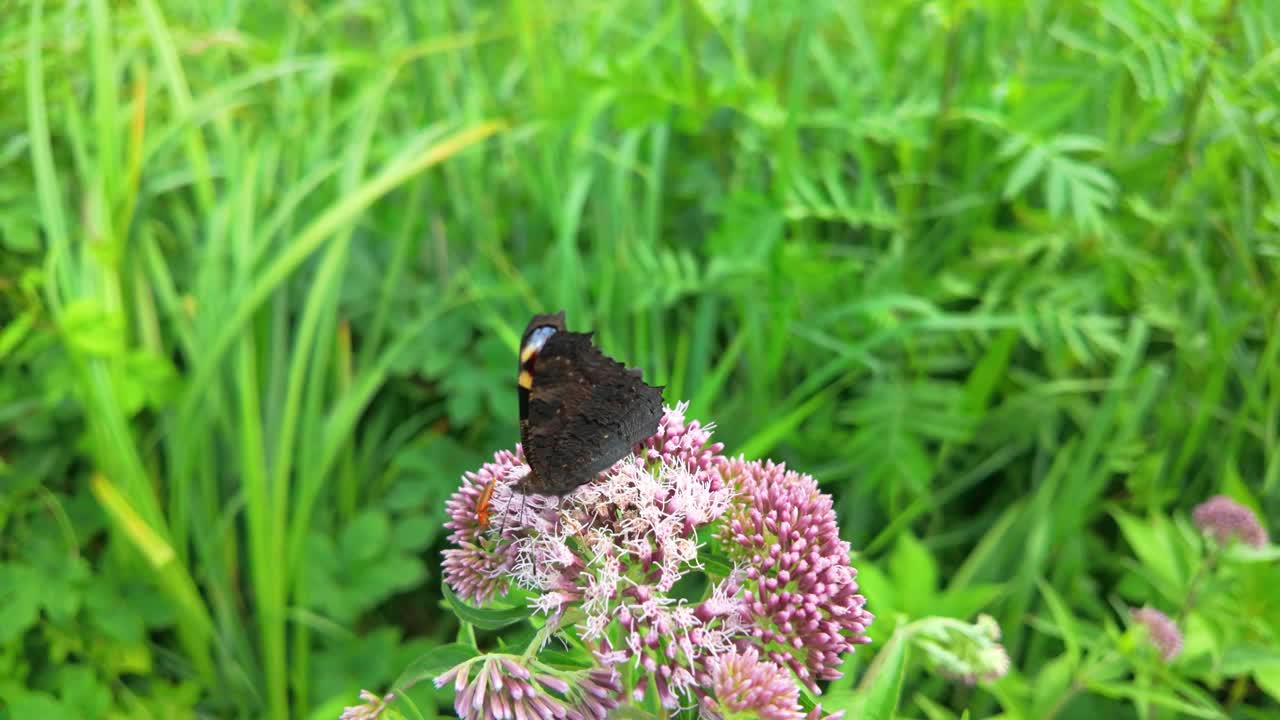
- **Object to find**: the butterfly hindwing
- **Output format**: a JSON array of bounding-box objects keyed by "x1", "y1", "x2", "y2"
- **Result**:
[{"x1": 517, "y1": 327, "x2": 663, "y2": 496}]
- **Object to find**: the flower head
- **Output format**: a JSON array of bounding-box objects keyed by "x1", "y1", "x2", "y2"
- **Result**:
[
  {"x1": 434, "y1": 653, "x2": 620, "y2": 720},
  {"x1": 642, "y1": 402, "x2": 726, "y2": 483},
  {"x1": 1193, "y1": 495, "x2": 1268, "y2": 548},
  {"x1": 1130, "y1": 607, "x2": 1183, "y2": 662},
  {"x1": 441, "y1": 449, "x2": 527, "y2": 604},
  {"x1": 718, "y1": 459, "x2": 874, "y2": 691},
  {"x1": 561, "y1": 459, "x2": 741, "y2": 709},
  {"x1": 702, "y1": 646, "x2": 803, "y2": 720},
  {"x1": 339, "y1": 689, "x2": 394, "y2": 720},
  {"x1": 914, "y1": 615, "x2": 1010, "y2": 685},
  {"x1": 438, "y1": 403, "x2": 874, "y2": 712}
]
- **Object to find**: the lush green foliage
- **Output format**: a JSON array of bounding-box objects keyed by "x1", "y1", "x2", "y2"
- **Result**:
[{"x1": 2, "y1": 0, "x2": 1278, "y2": 718}]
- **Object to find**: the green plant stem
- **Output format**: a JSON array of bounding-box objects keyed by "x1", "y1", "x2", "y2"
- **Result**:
[
  {"x1": 1176, "y1": 544, "x2": 1219, "y2": 624},
  {"x1": 1168, "y1": 0, "x2": 1241, "y2": 198}
]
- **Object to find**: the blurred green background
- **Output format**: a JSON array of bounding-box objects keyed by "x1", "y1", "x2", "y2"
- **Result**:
[{"x1": 3, "y1": 0, "x2": 1278, "y2": 718}]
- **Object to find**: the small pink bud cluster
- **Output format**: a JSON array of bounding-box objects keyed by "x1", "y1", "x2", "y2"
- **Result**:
[
  {"x1": 434, "y1": 653, "x2": 621, "y2": 720},
  {"x1": 1192, "y1": 495, "x2": 1268, "y2": 548},
  {"x1": 1131, "y1": 607, "x2": 1183, "y2": 662}
]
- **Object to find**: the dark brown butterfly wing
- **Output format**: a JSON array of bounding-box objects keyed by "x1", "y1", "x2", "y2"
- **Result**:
[{"x1": 517, "y1": 330, "x2": 663, "y2": 496}]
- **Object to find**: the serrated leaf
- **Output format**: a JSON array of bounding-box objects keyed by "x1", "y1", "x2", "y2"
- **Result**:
[{"x1": 443, "y1": 584, "x2": 532, "y2": 630}]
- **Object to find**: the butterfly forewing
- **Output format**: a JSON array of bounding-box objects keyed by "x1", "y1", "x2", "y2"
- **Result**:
[{"x1": 516, "y1": 324, "x2": 663, "y2": 496}]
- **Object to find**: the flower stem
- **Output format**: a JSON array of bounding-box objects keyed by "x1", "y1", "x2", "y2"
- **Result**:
[{"x1": 1176, "y1": 544, "x2": 1219, "y2": 624}]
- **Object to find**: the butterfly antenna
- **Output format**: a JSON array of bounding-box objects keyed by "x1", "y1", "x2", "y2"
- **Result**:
[
  {"x1": 497, "y1": 493, "x2": 508, "y2": 538},
  {"x1": 501, "y1": 485, "x2": 529, "y2": 540},
  {"x1": 497, "y1": 470, "x2": 516, "y2": 539},
  {"x1": 517, "y1": 491, "x2": 529, "y2": 534}
]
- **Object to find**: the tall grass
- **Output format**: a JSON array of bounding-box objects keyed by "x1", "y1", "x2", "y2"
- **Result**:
[{"x1": 4, "y1": 0, "x2": 1277, "y2": 718}]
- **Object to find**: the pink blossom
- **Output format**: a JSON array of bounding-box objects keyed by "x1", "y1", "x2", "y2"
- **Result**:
[
  {"x1": 1193, "y1": 495, "x2": 1268, "y2": 548},
  {"x1": 702, "y1": 646, "x2": 804, "y2": 720},
  {"x1": 1131, "y1": 607, "x2": 1183, "y2": 661},
  {"x1": 433, "y1": 652, "x2": 620, "y2": 720},
  {"x1": 719, "y1": 459, "x2": 874, "y2": 692}
]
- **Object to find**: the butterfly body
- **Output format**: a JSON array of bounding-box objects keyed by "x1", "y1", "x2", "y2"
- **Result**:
[{"x1": 514, "y1": 312, "x2": 664, "y2": 497}]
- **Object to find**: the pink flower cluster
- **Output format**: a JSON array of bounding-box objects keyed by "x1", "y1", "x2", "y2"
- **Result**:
[
  {"x1": 434, "y1": 653, "x2": 621, "y2": 720},
  {"x1": 437, "y1": 403, "x2": 873, "y2": 717},
  {"x1": 1131, "y1": 607, "x2": 1183, "y2": 662},
  {"x1": 1192, "y1": 495, "x2": 1268, "y2": 548},
  {"x1": 703, "y1": 647, "x2": 803, "y2": 720},
  {"x1": 719, "y1": 459, "x2": 875, "y2": 692},
  {"x1": 441, "y1": 448, "x2": 524, "y2": 605}
]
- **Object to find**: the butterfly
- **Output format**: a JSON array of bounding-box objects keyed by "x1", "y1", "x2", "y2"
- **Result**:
[{"x1": 512, "y1": 311, "x2": 664, "y2": 497}]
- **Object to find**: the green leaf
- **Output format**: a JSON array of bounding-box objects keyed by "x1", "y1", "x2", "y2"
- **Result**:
[
  {"x1": 1221, "y1": 644, "x2": 1280, "y2": 676},
  {"x1": 701, "y1": 550, "x2": 735, "y2": 578},
  {"x1": 442, "y1": 584, "x2": 532, "y2": 631},
  {"x1": 383, "y1": 476, "x2": 434, "y2": 510},
  {"x1": 30, "y1": 551, "x2": 90, "y2": 623},
  {"x1": 1088, "y1": 681, "x2": 1225, "y2": 719},
  {"x1": 6, "y1": 691, "x2": 76, "y2": 720},
  {"x1": 58, "y1": 300, "x2": 127, "y2": 357},
  {"x1": 391, "y1": 516, "x2": 438, "y2": 552},
  {"x1": 1031, "y1": 654, "x2": 1076, "y2": 719},
  {"x1": 0, "y1": 564, "x2": 41, "y2": 643},
  {"x1": 0, "y1": 311, "x2": 36, "y2": 359},
  {"x1": 57, "y1": 666, "x2": 111, "y2": 720},
  {"x1": 343, "y1": 510, "x2": 392, "y2": 564},
  {"x1": 855, "y1": 629, "x2": 908, "y2": 720},
  {"x1": 1258, "y1": 667, "x2": 1280, "y2": 704},
  {"x1": 85, "y1": 584, "x2": 146, "y2": 643},
  {"x1": 609, "y1": 708, "x2": 663, "y2": 720},
  {"x1": 1111, "y1": 509, "x2": 1184, "y2": 591},
  {"x1": 933, "y1": 583, "x2": 1003, "y2": 621},
  {"x1": 1003, "y1": 144, "x2": 1045, "y2": 198},
  {"x1": 888, "y1": 533, "x2": 938, "y2": 614},
  {"x1": 1036, "y1": 578, "x2": 1082, "y2": 665},
  {"x1": 392, "y1": 642, "x2": 479, "y2": 691}
]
